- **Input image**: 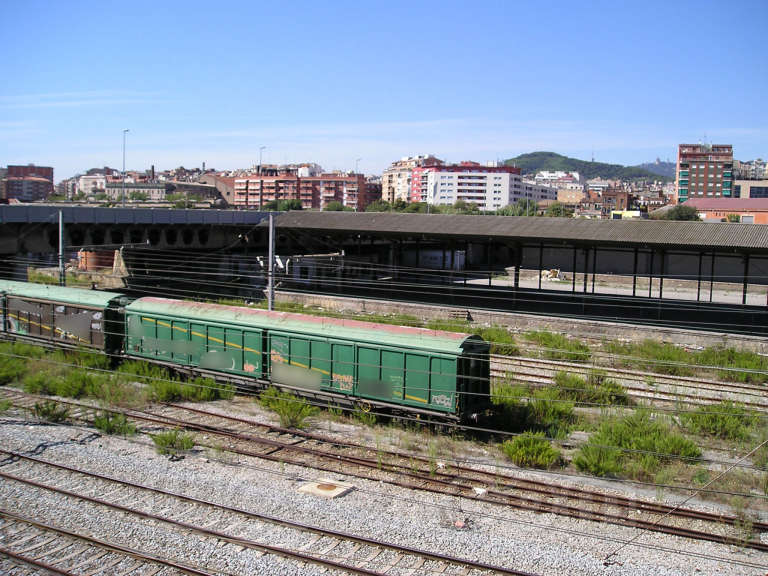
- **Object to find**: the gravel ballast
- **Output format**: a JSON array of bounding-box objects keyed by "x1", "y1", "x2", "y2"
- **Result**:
[{"x1": 0, "y1": 413, "x2": 765, "y2": 576}]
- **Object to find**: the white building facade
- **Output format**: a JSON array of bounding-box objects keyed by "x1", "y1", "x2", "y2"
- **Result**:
[{"x1": 420, "y1": 167, "x2": 556, "y2": 210}]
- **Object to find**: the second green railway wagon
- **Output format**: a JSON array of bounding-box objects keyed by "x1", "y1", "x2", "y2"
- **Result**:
[{"x1": 124, "y1": 297, "x2": 490, "y2": 419}]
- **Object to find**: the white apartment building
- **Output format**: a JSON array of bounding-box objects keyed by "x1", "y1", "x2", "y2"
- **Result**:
[
  {"x1": 77, "y1": 174, "x2": 107, "y2": 195},
  {"x1": 423, "y1": 169, "x2": 556, "y2": 210}
]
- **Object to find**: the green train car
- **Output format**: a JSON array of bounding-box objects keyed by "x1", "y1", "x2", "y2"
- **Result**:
[
  {"x1": 125, "y1": 297, "x2": 491, "y2": 420},
  {"x1": 0, "y1": 279, "x2": 126, "y2": 354}
]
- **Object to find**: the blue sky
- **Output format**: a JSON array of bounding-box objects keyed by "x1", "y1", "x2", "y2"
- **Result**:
[{"x1": 2, "y1": 0, "x2": 766, "y2": 180}]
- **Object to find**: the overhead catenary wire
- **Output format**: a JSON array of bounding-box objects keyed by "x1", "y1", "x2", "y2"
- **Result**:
[
  {"x1": 5, "y1": 251, "x2": 768, "y2": 333},
  {"x1": 2, "y1": 278, "x2": 767, "y2": 390}
]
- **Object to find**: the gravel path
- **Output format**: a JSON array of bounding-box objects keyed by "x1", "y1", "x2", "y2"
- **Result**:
[{"x1": 0, "y1": 410, "x2": 765, "y2": 576}]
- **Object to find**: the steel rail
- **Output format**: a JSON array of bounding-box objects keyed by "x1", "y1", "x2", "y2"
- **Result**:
[
  {"x1": 122, "y1": 405, "x2": 768, "y2": 551},
  {"x1": 0, "y1": 471, "x2": 399, "y2": 576},
  {"x1": 492, "y1": 353, "x2": 768, "y2": 395},
  {"x1": 0, "y1": 509, "x2": 217, "y2": 576},
  {"x1": 0, "y1": 449, "x2": 528, "y2": 576},
  {"x1": 2, "y1": 389, "x2": 766, "y2": 552}
]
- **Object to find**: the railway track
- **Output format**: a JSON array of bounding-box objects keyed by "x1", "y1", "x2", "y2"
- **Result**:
[
  {"x1": 0, "y1": 509, "x2": 216, "y2": 576},
  {"x1": 2, "y1": 387, "x2": 765, "y2": 555},
  {"x1": 0, "y1": 447, "x2": 530, "y2": 576},
  {"x1": 491, "y1": 354, "x2": 768, "y2": 412}
]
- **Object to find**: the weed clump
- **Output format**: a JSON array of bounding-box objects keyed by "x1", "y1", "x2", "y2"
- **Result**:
[
  {"x1": 574, "y1": 411, "x2": 700, "y2": 479},
  {"x1": 490, "y1": 382, "x2": 574, "y2": 438},
  {"x1": 150, "y1": 429, "x2": 194, "y2": 455},
  {"x1": 93, "y1": 411, "x2": 136, "y2": 436},
  {"x1": 0, "y1": 349, "x2": 28, "y2": 384},
  {"x1": 524, "y1": 331, "x2": 590, "y2": 363},
  {"x1": 33, "y1": 401, "x2": 69, "y2": 423},
  {"x1": 502, "y1": 432, "x2": 561, "y2": 469},
  {"x1": 552, "y1": 371, "x2": 631, "y2": 406},
  {"x1": 260, "y1": 387, "x2": 318, "y2": 429},
  {"x1": 680, "y1": 401, "x2": 758, "y2": 441},
  {"x1": 696, "y1": 347, "x2": 768, "y2": 384},
  {"x1": 479, "y1": 326, "x2": 520, "y2": 356}
]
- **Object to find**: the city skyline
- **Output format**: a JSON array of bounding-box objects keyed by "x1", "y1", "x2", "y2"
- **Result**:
[{"x1": 2, "y1": 0, "x2": 766, "y2": 180}]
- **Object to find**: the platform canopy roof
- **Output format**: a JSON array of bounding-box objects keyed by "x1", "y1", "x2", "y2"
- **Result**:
[{"x1": 272, "y1": 212, "x2": 768, "y2": 252}]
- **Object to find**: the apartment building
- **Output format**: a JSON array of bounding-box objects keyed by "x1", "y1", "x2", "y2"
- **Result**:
[
  {"x1": 2, "y1": 164, "x2": 54, "y2": 201},
  {"x1": 3, "y1": 176, "x2": 52, "y2": 201},
  {"x1": 410, "y1": 161, "x2": 554, "y2": 210},
  {"x1": 381, "y1": 155, "x2": 443, "y2": 203},
  {"x1": 676, "y1": 144, "x2": 733, "y2": 203},
  {"x1": 234, "y1": 171, "x2": 376, "y2": 210}
]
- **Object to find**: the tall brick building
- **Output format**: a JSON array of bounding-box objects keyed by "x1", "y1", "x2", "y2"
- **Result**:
[
  {"x1": 675, "y1": 144, "x2": 733, "y2": 203},
  {"x1": 1, "y1": 164, "x2": 54, "y2": 201}
]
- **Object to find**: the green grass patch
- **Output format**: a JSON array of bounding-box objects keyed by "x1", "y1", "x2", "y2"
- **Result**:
[
  {"x1": 0, "y1": 341, "x2": 41, "y2": 384},
  {"x1": 426, "y1": 318, "x2": 471, "y2": 332},
  {"x1": 28, "y1": 269, "x2": 58, "y2": 284},
  {"x1": 93, "y1": 411, "x2": 136, "y2": 436},
  {"x1": 604, "y1": 339, "x2": 695, "y2": 376},
  {"x1": 524, "y1": 331, "x2": 590, "y2": 362},
  {"x1": 695, "y1": 347, "x2": 768, "y2": 384},
  {"x1": 181, "y1": 376, "x2": 236, "y2": 402},
  {"x1": 260, "y1": 387, "x2": 318, "y2": 429},
  {"x1": 502, "y1": 432, "x2": 561, "y2": 468},
  {"x1": 680, "y1": 401, "x2": 759, "y2": 441},
  {"x1": 552, "y1": 371, "x2": 631, "y2": 406},
  {"x1": 478, "y1": 326, "x2": 519, "y2": 356},
  {"x1": 574, "y1": 411, "x2": 701, "y2": 479},
  {"x1": 0, "y1": 355, "x2": 28, "y2": 385},
  {"x1": 491, "y1": 382, "x2": 575, "y2": 438},
  {"x1": 0, "y1": 399, "x2": 11, "y2": 413},
  {"x1": 33, "y1": 400, "x2": 69, "y2": 423},
  {"x1": 118, "y1": 360, "x2": 172, "y2": 382},
  {"x1": 150, "y1": 429, "x2": 194, "y2": 455},
  {"x1": 23, "y1": 371, "x2": 56, "y2": 395}
]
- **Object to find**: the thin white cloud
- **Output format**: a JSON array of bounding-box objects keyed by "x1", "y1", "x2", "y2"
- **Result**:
[{"x1": 0, "y1": 90, "x2": 170, "y2": 109}]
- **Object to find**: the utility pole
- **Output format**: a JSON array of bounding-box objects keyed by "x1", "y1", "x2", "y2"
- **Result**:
[
  {"x1": 122, "y1": 129, "x2": 129, "y2": 207},
  {"x1": 258, "y1": 146, "x2": 266, "y2": 211},
  {"x1": 58, "y1": 210, "x2": 65, "y2": 286},
  {"x1": 267, "y1": 213, "x2": 275, "y2": 310}
]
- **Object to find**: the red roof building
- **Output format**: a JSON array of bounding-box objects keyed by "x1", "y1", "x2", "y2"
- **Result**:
[{"x1": 683, "y1": 198, "x2": 768, "y2": 224}]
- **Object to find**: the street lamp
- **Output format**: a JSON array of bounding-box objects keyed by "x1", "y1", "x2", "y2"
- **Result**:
[
  {"x1": 121, "y1": 129, "x2": 130, "y2": 207},
  {"x1": 355, "y1": 157, "x2": 361, "y2": 174}
]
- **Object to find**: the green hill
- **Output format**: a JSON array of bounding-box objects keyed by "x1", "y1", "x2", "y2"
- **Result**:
[{"x1": 504, "y1": 152, "x2": 671, "y2": 181}]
